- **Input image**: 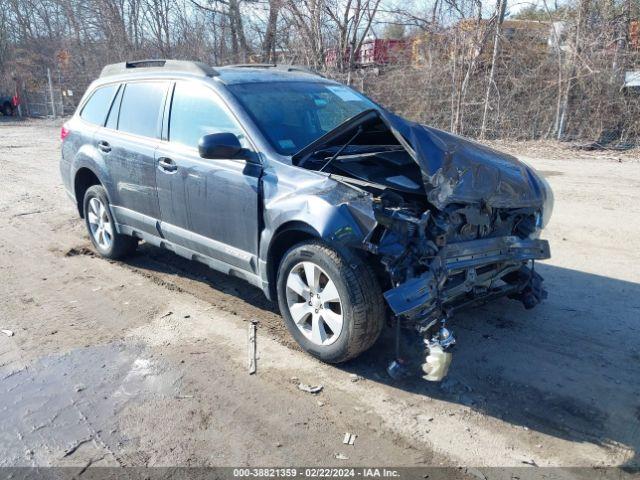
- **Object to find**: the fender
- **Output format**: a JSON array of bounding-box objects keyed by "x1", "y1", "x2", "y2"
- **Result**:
[
  {"x1": 258, "y1": 161, "x2": 379, "y2": 296},
  {"x1": 70, "y1": 144, "x2": 115, "y2": 203}
]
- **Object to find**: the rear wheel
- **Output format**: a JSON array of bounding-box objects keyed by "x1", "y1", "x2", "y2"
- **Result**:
[
  {"x1": 276, "y1": 240, "x2": 385, "y2": 363},
  {"x1": 83, "y1": 185, "x2": 137, "y2": 259}
]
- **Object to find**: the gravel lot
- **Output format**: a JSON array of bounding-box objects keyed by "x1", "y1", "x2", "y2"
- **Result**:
[{"x1": 1, "y1": 118, "x2": 639, "y2": 469}]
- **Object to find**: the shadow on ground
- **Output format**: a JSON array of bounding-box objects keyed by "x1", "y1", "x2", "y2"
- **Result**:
[
  {"x1": 121, "y1": 244, "x2": 640, "y2": 467},
  {"x1": 0, "y1": 116, "x2": 27, "y2": 123}
]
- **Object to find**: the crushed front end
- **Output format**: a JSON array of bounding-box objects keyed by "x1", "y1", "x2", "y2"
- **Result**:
[
  {"x1": 363, "y1": 196, "x2": 551, "y2": 381},
  {"x1": 291, "y1": 108, "x2": 553, "y2": 381}
]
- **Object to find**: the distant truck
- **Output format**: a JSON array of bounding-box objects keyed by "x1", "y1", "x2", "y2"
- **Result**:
[{"x1": 0, "y1": 92, "x2": 18, "y2": 116}]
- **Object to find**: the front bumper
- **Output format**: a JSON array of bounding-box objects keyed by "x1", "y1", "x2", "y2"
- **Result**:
[{"x1": 383, "y1": 235, "x2": 551, "y2": 325}]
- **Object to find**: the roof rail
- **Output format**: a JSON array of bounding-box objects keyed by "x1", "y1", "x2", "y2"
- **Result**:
[
  {"x1": 100, "y1": 59, "x2": 218, "y2": 78},
  {"x1": 223, "y1": 63, "x2": 324, "y2": 78},
  {"x1": 227, "y1": 63, "x2": 277, "y2": 69}
]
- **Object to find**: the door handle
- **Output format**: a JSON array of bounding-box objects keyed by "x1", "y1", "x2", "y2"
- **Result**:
[
  {"x1": 158, "y1": 157, "x2": 177, "y2": 172},
  {"x1": 97, "y1": 140, "x2": 111, "y2": 153}
]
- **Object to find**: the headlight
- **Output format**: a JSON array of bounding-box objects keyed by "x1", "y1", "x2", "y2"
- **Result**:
[
  {"x1": 538, "y1": 174, "x2": 554, "y2": 228},
  {"x1": 519, "y1": 159, "x2": 554, "y2": 230}
]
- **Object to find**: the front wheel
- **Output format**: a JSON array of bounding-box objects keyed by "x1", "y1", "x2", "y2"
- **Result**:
[
  {"x1": 83, "y1": 185, "x2": 138, "y2": 259},
  {"x1": 276, "y1": 240, "x2": 385, "y2": 363}
]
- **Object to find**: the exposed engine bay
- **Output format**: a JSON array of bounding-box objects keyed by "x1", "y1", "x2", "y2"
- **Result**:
[{"x1": 292, "y1": 109, "x2": 552, "y2": 381}]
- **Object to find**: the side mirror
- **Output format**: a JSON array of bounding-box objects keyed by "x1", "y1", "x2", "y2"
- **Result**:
[{"x1": 198, "y1": 132, "x2": 242, "y2": 159}]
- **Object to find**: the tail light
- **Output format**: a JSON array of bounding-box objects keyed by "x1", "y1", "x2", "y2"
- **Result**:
[{"x1": 60, "y1": 123, "x2": 70, "y2": 141}]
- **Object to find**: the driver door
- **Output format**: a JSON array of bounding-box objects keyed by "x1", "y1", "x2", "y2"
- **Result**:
[{"x1": 155, "y1": 80, "x2": 260, "y2": 273}]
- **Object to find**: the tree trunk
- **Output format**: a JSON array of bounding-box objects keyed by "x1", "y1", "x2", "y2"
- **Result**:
[
  {"x1": 557, "y1": 0, "x2": 589, "y2": 140},
  {"x1": 480, "y1": 0, "x2": 507, "y2": 140},
  {"x1": 453, "y1": 6, "x2": 488, "y2": 135},
  {"x1": 262, "y1": 0, "x2": 280, "y2": 62},
  {"x1": 230, "y1": 0, "x2": 249, "y2": 62}
]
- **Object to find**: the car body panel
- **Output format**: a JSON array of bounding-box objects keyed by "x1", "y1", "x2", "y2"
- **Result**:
[
  {"x1": 155, "y1": 141, "x2": 261, "y2": 272},
  {"x1": 387, "y1": 112, "x2": 553, "y2": 212},
  {"x1": 153, "y1": 78, "x2": 262, "y2": 270},
  {"x1": 61, "y1": 118, "x2": 110, "y2": 207},
  {"x1": 294, "y1": 108, "x2": 553, "y2": 213},
  {"x1": 94, "y1": 127, "x2": 161, "y2": 235}
]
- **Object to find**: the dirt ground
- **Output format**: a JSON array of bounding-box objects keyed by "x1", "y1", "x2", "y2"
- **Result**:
[{"x1": 1, "y1": 118, "x2": 639, "y2": 469}]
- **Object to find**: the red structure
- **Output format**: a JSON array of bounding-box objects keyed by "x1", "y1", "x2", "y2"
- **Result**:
[
  {"x1": 324, "y1": 39, "x2": 412, "y2": 69},
  {"x1": 325, "y1": 47, "x2": 353, "y2": 68},
  {"x1": 631, "y1": 21, "x2": 639, "y2": 51},
  {"x1": 358, "y1": 39, "x2": 409, "y2": 66}
]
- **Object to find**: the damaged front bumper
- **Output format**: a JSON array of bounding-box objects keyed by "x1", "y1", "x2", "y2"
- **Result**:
[
  {"x1": 382, "y1": 234, "x2": 550, "y2": 381},
  {"x1": 384, "y1": 235, "x2": 551, "y2": 328}
]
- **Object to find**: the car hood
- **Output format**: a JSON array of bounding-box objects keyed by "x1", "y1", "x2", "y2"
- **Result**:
[
  {"x1": 293, "y1": 109, "x2": 549, "y2": 211},
  {"x1": 384, "y1": 112, "x2": 549, "y2": 210}
]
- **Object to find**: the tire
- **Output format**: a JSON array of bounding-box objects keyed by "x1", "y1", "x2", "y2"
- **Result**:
[
  {"x1": 83, "y1": 185, "x2": 138, "y2": 259},
  {"x1": 276, "y1": 240, "x2": 385, "y2": 363}
]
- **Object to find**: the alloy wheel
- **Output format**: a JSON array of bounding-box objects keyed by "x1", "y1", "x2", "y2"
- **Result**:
[
  {"x1": 87, "y1": 197, "x2": 113, "y2": 250},
  {"x1": 285, "y1": 261, "x2": 344, "y2": 346}
]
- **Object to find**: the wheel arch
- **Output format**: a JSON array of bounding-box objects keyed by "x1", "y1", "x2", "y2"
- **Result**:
[
  {"x1": 266, "y1": 221, "x2": 320, "y2": 301},
  {"x1": 73, "y1": 167, "x2": 103, "y2": 218}
]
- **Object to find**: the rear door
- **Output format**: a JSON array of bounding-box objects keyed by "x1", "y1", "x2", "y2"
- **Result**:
[
  {"x1": 64, "y1": 83, "x2": 119, "y2": 193},
  {"x1": 96, "y1": 80, "x2": 169, "y2": 236},
  {"x1": 155, "y1": 80, "x2": 261, "y2": 272}
]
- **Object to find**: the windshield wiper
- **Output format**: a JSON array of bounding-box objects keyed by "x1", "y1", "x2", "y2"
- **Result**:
[{"x1": 318, "y1": 126, "x2": 363, "y2": 172}]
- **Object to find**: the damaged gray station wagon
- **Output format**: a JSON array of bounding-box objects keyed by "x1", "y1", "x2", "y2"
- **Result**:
[{"x1": 60, "y1": 60, "x2": 553, "y2": 380}]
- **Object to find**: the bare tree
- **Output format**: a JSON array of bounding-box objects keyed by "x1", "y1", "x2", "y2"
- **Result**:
[
  {"x1": 262, "y1": 0, "x2": 281, "y2": 61},
  {"x1": 285, "y1": 0, "x2": 327, "y2": 67},
  {"x1": 452, "y1": 0, "x2": 492, "y2": 134},
  {"x1": 557, "y1": 0, "x2": 590, "y2": 139},
  {"x1": 479, "y1": 0, "x2": 507, "y2": 139},
  {"x1": 192, "y1": 0, "x2": 251, "y2": 62},
  {"x1": 324, "y1": 0, "x2": 382, "y2": 76},
  {"x1": 0, "y1": 0, "x2": 638, "y2": 143}
]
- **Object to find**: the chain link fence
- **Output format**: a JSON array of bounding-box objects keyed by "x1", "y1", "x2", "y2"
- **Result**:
[{"x1": 11, "y1": 66, "x2": 89, "y2": 118}]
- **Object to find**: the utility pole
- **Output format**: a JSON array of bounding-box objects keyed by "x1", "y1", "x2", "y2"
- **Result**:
[{"x1": 47, "y1": 68, "x2": 56, "y2": 118}]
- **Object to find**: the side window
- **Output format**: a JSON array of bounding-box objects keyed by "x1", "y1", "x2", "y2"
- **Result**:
[
  {"x1": 80, "y1": 84, "x2": 118, "y2": 125},
  {"x1": 118, "y1": 82, "x2": 168, "y2": 138},
  {"x1": 169, "y1": 81, "x2": 245, "y2": 149},
  {"x1": 105, "y1": 85, "x2": 123, "y2": 130}
]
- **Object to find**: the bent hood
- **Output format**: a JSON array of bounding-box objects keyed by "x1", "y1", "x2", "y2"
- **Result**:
[
  {"x1": 293, "y1": 109, "x2": 549, "y2": 211},
  {"x1": 384, "y1": 112, "x2": 549, "y2": 210}
]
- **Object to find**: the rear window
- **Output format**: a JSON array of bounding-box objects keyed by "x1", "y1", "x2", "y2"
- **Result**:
[
  {"x1": 118, "y1": 82, "x2": 168, "y2": 138},
  {"x1": 80, "y1": 84, "x2": 118, "y2": 125}
]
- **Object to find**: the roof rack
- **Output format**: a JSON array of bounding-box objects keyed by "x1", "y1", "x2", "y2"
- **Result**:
[
  {"x1": 227, "y1": 63, "x2": 277, "y2": 68},
  {"x1": 100, "y1": 59, "x2": 218, "y2": 78},
  {"x1": 223, "y1": 63, "x2": 324, "y2": 78}
]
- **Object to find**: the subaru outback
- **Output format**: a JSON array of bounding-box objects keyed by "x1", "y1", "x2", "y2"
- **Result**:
[{"x1": 60, "y1": 60, "x2": 552, "y2": 380}]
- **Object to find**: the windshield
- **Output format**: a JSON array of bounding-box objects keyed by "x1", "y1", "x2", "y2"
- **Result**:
[{"x1": 227, "y1": 81, "x2": 379, "y2": 155}]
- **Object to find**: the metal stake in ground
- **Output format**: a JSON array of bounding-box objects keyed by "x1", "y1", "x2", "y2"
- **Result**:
[{"x1": 248, "y1": 320, "x2": 258, "y2": 374}]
